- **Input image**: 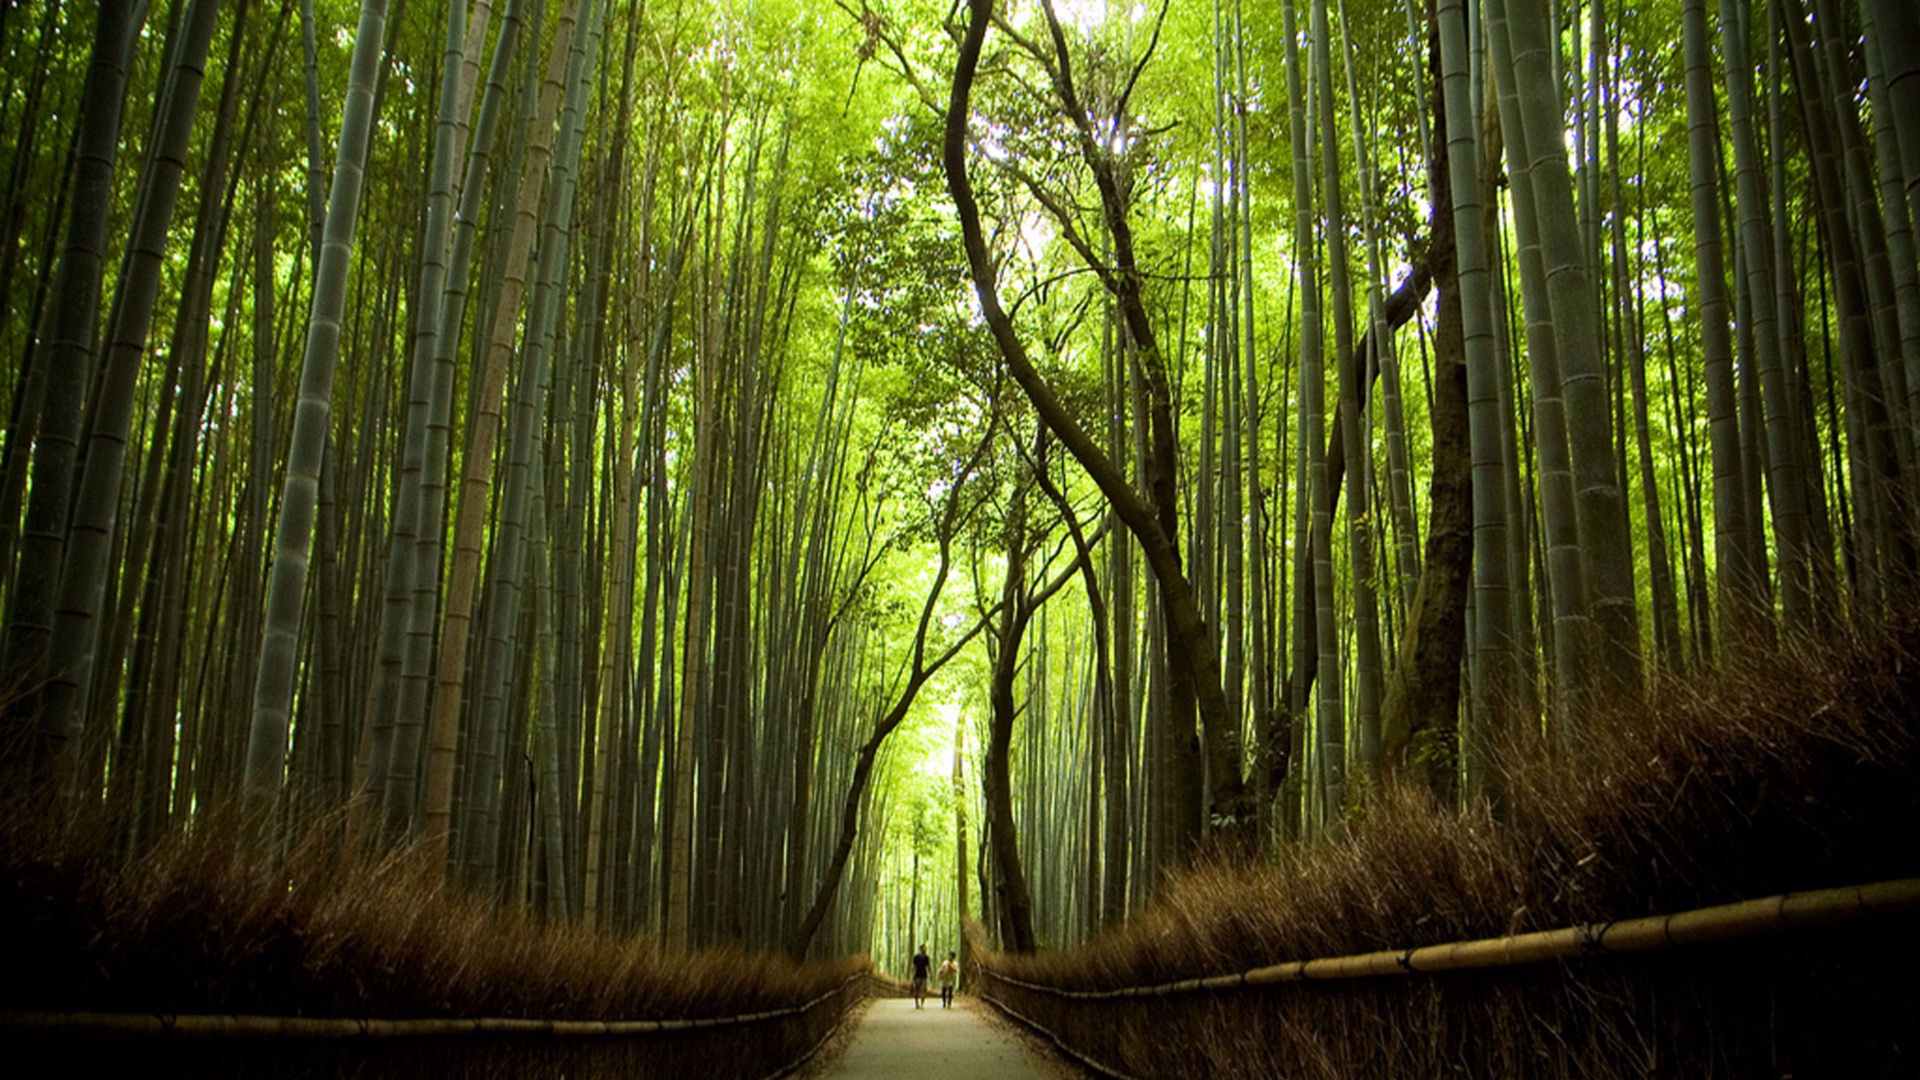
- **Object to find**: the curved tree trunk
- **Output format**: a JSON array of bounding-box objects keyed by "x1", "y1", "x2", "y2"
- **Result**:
[
  {"x1": 948, "y1": 0, "x2": 1249, "y2": 849},
  {"x1": 984, "y1": 502, "x2": 1038, "y2": 955},
  {"x1": 785, "y1": 429, "x2": 994, "y2": 960},
  {"x1": 990, "y1": 564, "x2": 1036, "y2": 949}
]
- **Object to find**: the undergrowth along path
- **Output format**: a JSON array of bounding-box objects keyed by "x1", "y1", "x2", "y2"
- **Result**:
[{"x1": 819, "y1": 996, "x2": 1071, "y2": 1079}]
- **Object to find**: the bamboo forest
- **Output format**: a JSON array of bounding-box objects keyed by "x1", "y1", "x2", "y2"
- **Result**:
[{"x1": 2, "y1": 0, "x2": 1918, "y2": 1075}]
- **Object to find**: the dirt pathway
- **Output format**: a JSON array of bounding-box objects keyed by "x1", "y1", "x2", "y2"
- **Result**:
[{"x1": 815, "y1": 996, "x2": 1071, "y2": 1079}]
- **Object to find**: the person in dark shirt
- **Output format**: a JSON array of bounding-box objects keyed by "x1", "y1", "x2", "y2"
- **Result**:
[{"x1": 910, "y1": 944, "x2": 931, "y2": 1009}]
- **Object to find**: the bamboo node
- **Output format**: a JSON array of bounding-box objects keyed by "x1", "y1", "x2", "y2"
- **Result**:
[{"x1": 1579, "y1": 922, "x2": 1609, "y2": 954}]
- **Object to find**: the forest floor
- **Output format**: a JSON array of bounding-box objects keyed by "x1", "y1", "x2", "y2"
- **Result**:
[{"x1": 809, "y1": 995, "x2": 1082, "y2": 1080}]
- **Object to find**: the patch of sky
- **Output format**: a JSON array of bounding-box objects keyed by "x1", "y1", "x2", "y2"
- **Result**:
[{"x1": 1018, "y1": 211, "x2": 1056, "y2": 262}]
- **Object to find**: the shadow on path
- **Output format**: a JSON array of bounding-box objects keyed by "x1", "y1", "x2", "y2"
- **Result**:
[{"x1": 817, "y1": 996, "x2": 1069, "y2": 1079}]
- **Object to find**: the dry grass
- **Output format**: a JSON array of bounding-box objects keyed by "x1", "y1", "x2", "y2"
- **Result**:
[
  {"x1": 977, "y1": 619, "x2": 1920, "y2": 1078},
  {"x1": 0, "y1": 803, "x2": 867, "y2": 1077}
]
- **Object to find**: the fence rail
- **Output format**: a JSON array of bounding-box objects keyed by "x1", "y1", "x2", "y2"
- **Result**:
[
  {"x1": 977, "y1": 876, "x2": 1920, "y2": 1000},
  {"x1": 974, "y1": 878, "x2": 1920, "y2": 1080},
  {"x1": 0, "y1": 969, "x2": 871, "y2": 1041}
]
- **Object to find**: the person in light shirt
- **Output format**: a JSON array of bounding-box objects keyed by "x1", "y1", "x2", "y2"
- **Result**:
[{"x1": 937, "y1": 951, "x2": 959, "y2": 1008}]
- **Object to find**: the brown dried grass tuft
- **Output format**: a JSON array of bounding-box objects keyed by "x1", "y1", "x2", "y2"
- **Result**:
[
  {"x1": 977, "y1": 618, "x2": 1920, "y2": 1078},
  {"x1": 0, "y1": 799, "x2": 866, "y2": 1077}
]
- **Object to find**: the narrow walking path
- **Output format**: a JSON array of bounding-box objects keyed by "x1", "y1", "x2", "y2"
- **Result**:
[{"x1": 818, "y1": 996, "x2": 1069, "y2": 1079}]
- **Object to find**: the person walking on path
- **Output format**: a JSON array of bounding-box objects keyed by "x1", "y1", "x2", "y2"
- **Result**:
[
  {"x1": 938, "y1": 951, "x2": 958, "y2": 1008},
  {"x1": 910, "y1": 945, "x2": 931, "y2": 1009}
]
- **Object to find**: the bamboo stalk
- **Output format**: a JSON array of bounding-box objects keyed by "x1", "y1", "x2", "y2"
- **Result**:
[
  {"x1": 0, "y1": 970, "x2": 870, "y2": 1039},
  {"x1": 975, "y1": 877, "x2": 1920, "y2": 999}
]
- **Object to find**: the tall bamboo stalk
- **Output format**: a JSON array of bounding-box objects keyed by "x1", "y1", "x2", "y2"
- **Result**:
[
  {"x1": 247, "y1": 0, "x2": 392, "y2": 796},
  {"x1": 3, "y1": 0, "x2": 137, "y2": 787}
]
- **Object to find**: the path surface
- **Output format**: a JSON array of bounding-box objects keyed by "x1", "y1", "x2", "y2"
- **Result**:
[{"x1": 818, "y1": 996, "x2": 1067, "y2": 1079}]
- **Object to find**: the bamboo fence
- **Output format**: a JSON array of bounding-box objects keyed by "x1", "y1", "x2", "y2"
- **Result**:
[
  {"x1": 979, "y1": 876, "x2": 1920, "y2": 997},
  {"x1": 0, "y1": 968, "x2": 872, "y2": 1041},
  {"x1": 972, "y1": 877, "x2": 1920, "y2": 1078}
]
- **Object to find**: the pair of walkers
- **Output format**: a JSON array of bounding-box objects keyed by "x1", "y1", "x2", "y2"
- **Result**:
[{"x1": 909, "y1": 944, "x2": 958, "y2": 1008}]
